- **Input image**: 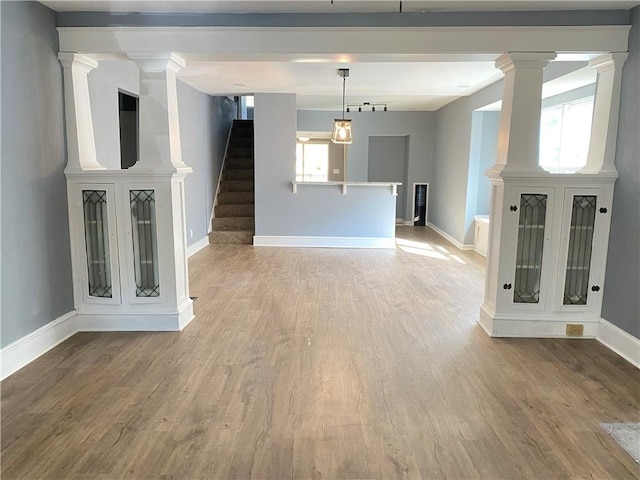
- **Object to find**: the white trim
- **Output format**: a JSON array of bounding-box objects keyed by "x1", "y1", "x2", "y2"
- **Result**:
[
  {"x1": 77, "y1": 298, "x2": 194, "y2": 332},
  {"x1": 479, "y1": 305, "x2": 600, "y2": 338},
  {"x1": 0, "y1": 311, "x2": 78, "y2": 381},
  {"x1": 427, "y1": 223, "x2": 474, "y2": 251},
  {"x1": 597, "y1": 318, "x2": 640, "y2": 369},
  {"x1": 253, "y1": 235, "x2": 396, "y2": 249},
  {"x1": 187, "y1": 236, "x2": 210, "y2": 257}
]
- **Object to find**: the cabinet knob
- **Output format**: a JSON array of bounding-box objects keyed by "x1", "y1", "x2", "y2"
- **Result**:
[
  {"x1": 503, "y1": 283, "x2": 512, "y2": 290},
  {"x1": 599, "y1": 207, "x2": 608, "y2": 214},
  {"x1": 591, "y1": 285, "x2": 601, "y2": 292},
  {"x1": 509, "y1": 205, "x2": 518, "y2": 212}
]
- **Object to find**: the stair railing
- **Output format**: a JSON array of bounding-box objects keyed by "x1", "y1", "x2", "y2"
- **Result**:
[{"x1": 209, "y1": 120, "x2": 236, "y2": 234}]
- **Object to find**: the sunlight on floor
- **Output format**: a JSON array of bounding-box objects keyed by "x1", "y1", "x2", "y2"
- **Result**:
[
  {"x1": 396, "y1": 238, "x2": 467, "y2": 265},
  {"x1": 395, "y1": 238, "x2": 467, "y2": 264}
]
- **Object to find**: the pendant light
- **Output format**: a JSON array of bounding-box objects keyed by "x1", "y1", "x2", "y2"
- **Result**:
[{"x1": 331, "y1": 68, "x2": 353, "y2": 144}]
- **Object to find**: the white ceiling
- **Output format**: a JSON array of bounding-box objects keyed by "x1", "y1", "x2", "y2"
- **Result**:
[
  {"x1": 44, "y1": 0, "x2": 631, "y2": 110},
  {"x1": 179, "y1": 59, "x2": 504, "y2": 111},
  {"x1": 41, "y1": 1, "x2": 640, "y2": 13}
]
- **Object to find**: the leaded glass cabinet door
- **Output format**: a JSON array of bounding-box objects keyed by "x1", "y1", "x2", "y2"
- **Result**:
[
  {"x1": 79, "y1": 185, "x2": 121, "y2": 304},
  {"x1": 557, "y1": 188, "x2": 610, "y2": 312},
  {"x1": 504, "y1": 187, "x2": 555, "y2": 311},
  {"x1": 128, "y1": 188, "x2": 161, "y2": 302}
]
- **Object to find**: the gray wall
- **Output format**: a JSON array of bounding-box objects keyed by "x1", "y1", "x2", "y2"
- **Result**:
[
  {"x1": 178, "y1": 83, "x2": 236, "y2": 247},
  {"x1": 297, "y1": 110, "x2": 435, "y2": 222},
  {"x1": 464, "y1": 111, "x2": 500, "y2": 244},
  {"x1": 88, "y1": 60, "x2": 139, "y2": 169},
  {"x1": 431, "y1": 62, "x2": 589, "y2": 245},
  {"x1": 1, "y1": 1, "x2": 74, "y2": 347},
  {"x1": 256, "y1": 94, "x2": 395, "y2": 239},
  {"x1": 368, "y1": 135, "x2": 408, "y2": 220},
  {"x1": 602, "y1": 5, "x2": 640, "y2": 339}
]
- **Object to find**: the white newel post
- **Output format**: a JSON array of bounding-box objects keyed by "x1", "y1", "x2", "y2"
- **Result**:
[
  {"x1": 581, "y1": 53, "x2": 628, "y2": 174},
  {"x1": 58, "y1": 52, "x2": 104, "y2": 172}
]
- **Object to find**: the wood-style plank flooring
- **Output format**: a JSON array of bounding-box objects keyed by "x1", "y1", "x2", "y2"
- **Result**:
[{"x1": 2, "y1": 227, "x2": 639, "y2": 479}]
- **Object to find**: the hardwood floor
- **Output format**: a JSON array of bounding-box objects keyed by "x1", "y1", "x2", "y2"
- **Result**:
[{"x1": 2, "y1": 226, "x2": 639, "y2": 479}]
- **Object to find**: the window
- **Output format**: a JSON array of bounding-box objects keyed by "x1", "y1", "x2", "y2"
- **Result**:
[
  {"x1": 539, "y1": 97, "x2": 594, "y2": 173},
  {"x1": 296, "y1": 141, "x2": 329, "y2": 182}
]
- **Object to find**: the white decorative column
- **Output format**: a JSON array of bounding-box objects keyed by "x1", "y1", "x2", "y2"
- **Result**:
[
  {"x1": 492, "y1": 52, "x2": 557, "y2": 174},
  {"x1": 480, "y1": 51, "x2": 623, "y2": 339},
  {"x1": 128, "y1": 52, "x2": 190, "y2": 172},
  {"x1": 64, "y1": 51, "x2": 194, "y2": 332},
  {"x1": 581, "y1": 53, "x2": 628, "y2": 174},
  {"x1": 481, "y1": 52, "x2": 556, "y2": 335},
  {"x1": 58, "y1": 52, "x2": 104, "y2": 172}
]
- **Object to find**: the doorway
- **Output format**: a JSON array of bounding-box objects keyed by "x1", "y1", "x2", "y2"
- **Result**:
[{"x1": 413, "y1": 183, "x2": 429, "y2": 226}]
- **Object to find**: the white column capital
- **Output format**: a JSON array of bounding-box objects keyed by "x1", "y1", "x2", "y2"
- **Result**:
[
  {"x1": 589, "y1": 52, "x2": 629, "y2": 73},
  {"x1": 127, "y1": 52, "x2": 186, "y2": 73},
  {"x1": 495, "y1": 52, "x2": 557, "y2": 73},
  {"x1": 58, "y1": 52, "x2": 98, "y2": 73}
]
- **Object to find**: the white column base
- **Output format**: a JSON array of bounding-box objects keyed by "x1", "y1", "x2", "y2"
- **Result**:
[
  {"x1": 479, "y1": 304, "x2": 600, "y2": 338},
  {"x1": 77, "y1": 300, "x2": 194, "y2": 332}
]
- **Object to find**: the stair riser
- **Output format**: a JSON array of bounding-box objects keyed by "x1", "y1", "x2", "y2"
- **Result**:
[
  {"x1": 212, "y1": 217, "x2": 255, "y2": 231},
  {"x1": 220, "y1": 181, "x2": 254, "y2": 193},
  {"x1": 225, "y1": 159, "x2": 254, "y2": 169},
  {"x1": 209, "y1": 230, "x2": 254, "y2": 245},
  {"x1": 228, "y1": 148, "x2": 253, "y2": 158},
  {"x1": 230, "y1": 138, "x2": 253, "y2": 147},
  {"x1": 215, "y1": 204, "x2": 255, "y2": 217},
  {"x1": 217, "y1": 192, "x2": 255, "y2": 205},
  {"x1": 223, "y1": 169, "x2": 254, "y2": 181}
]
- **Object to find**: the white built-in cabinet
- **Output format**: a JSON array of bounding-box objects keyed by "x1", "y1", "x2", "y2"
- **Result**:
[
  {"x1": 481, "y1": 176, "x2": 615, "y2": 337},
  {"x1": 67, "y1": 173, "x2": 193, "y2": 331}
]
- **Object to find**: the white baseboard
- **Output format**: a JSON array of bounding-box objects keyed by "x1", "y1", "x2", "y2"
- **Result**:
[
  {"x1": 187, "y1": 236, "x2": 210, "y2": 257},
  {"x1": 253, "y1": 235, "x2": 396, "y2": 249},
  {"x1": 478, "y1": 304, "x2": 600, "y2": 338},
  {"x1": 597, "y1": 318, "x2": 640, "y2": 368},
  {"x1": 78, "y1": 298, "x2": 194, "y2": 332},
  {"x1": 0, "y1": 311, "x2": 78, "y2": 381},
  {"x1": 427, "y1": 223, "x2": 474, "y2": 251}
]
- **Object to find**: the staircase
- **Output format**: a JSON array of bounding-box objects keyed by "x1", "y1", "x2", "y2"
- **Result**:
[{"x1": 209, "y1": 120, "x2": 255, "y2": 245}]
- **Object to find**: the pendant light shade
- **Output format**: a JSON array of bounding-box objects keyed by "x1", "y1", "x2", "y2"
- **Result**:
[
  {"x1": 331, "y1": 68, "x2": 353, "y2": 144},
  {"x1": 331, "y1": 119, "x2": 353, "y2": 144}
]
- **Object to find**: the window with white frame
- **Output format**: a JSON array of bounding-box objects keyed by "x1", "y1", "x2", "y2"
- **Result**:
[
  {"x1": 296, "y1": 141, "x2": 329, "y2": 182},
  {"x1": 539, "y1": 97, "x2": 594, "y2": 173}
]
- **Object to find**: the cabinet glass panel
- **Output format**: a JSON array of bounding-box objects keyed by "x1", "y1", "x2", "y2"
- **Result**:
[
  {"x1": 514, "y1": 194, "x2": 547, "y2": 304},
  {"x1": 130, "y1": 190, "x2": 160, "y2": 297},
  {"x1": 82, "y1": 190, "x2": 112, "y2": 298},
  {"x1": 563, "y1": 196, "x2": 596, "y2": 305}
]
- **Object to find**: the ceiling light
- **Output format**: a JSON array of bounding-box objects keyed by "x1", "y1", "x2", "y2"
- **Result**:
[
  {"x1": 297, "y1": 136, "x2": 310, "y2": 142},
  {"x1": 331, "y1": 68, "x2": 352, "y2": 145},
  {"x1": 347, "y1": 103, "x2": 388, "y2": 113}
]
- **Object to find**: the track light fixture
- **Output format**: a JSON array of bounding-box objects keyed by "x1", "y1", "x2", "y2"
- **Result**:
[{"x1": 347, "y1": 102, "x2": 388, "y2": 112}]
